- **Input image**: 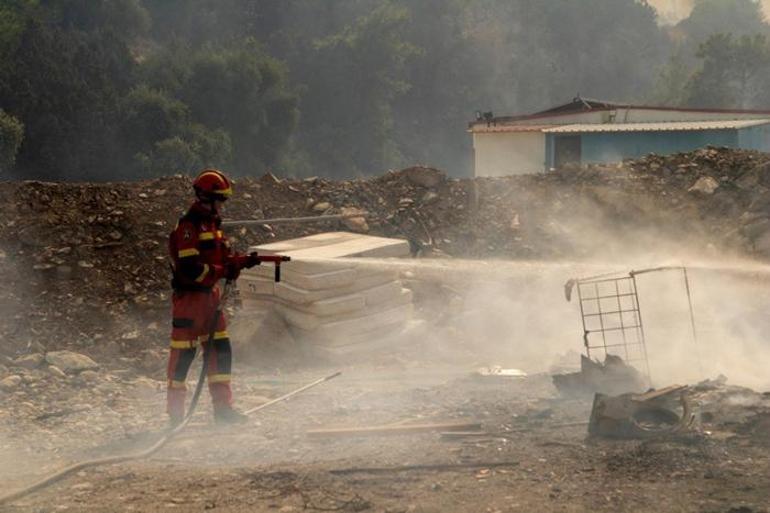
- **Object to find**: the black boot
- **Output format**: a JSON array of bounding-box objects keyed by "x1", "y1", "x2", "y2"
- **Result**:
[
  {"x1": 168, "y1": 414, "x2": 184, "y2": 430},
  {"x1": 214, "y1": 407, "x2": 249, "y2": 425}
]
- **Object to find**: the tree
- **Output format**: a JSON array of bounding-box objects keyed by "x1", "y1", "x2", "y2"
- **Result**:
[
  {"x1": 0, "y1": 110, "x2": 23, "y2": 175},
  {"x1": 179, "y1": 40, "x2": 299, "y2": 175},
  {"x1": 389, "y1": 0, "x2": 483, "y2": 176},
  {"x1": 294, "y1": 2, "x2": 418, "y2": 177},
  {"x1": 677, "y1": 0, "x2": 768, "y2": 44},
  {"x1": 649, "y1": 50, "x2": 692, "y2": 106},
  {"x1": 0, "y1": 0, "x2": 37, "y2": 60},
  {"x1": 0, "y1": 20, "x2": 134, "y2": 179},
  {"x1": 118, "y1": 85, "x2": 233, "y2": 177},
  {"x1": 686, "y1": 33, "x2": 770, "y2": 108},
  {"x1": 136, "y1": 127, "x2": 232, "y2": 176},
  {"x1": 42, "y1": 0, "x2": 150, "y2": 39},
  {"x1": 119, "y1": 85, "x2": 191, "y2": 156}
]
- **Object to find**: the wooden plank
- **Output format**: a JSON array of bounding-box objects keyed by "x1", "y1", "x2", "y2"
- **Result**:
[{"x1": 307, "y1": 421, "x2": 481, "y2": 438}]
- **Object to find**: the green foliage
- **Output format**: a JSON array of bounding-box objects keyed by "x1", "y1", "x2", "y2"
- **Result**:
[
  {"x1": 649, "y1": 51, "x2": 692, "y2": 106},
  {"x1": 120, "y1": 85, "x2": 191, "y2": 156},
  {"x1": 295, "y1": 2, "x2": 418, "y2": 176},
  {"x1": 0, "y1": 19, "x2": 134, "y2": 179},
  {"x1": 677, "y1": 0, "x2": 767, "y2": 44},
  {"x1": 4, "y1": 0, "x2": 770, "y2": 180},
  {"x1": 120, "y1": 85, "x2": 234, "y2": 176},
  {"x1": 0, "y1": 0, "x2": 38, "y2": 59},
  {"x1": 0, "y1": 109, "x2": 24, "y2": 175},
  {"x1": 686, "y1": 34, "x2": 770, "y2": 108},
  {"x1": 43, "y1": 0, "x2": 150, "y2": 38},
  {"x1": 136, "y1": 126, "x2": 232, "y2": 176},
  {"x1": 180, "y1": 40, "x2": 298, "y2": 175}
]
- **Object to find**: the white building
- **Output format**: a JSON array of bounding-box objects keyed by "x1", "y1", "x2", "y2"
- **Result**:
[{"x1": 469, "y1": 97, "x2": 770, "y2": 177}]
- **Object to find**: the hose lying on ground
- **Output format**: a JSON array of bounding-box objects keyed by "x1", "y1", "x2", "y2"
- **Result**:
[
  {"x1": 0, "y1": 369, "x2": 341, "y2": 506},
  {"x1": 0, "y1": 279, "x2": 340, "y2": 506}
]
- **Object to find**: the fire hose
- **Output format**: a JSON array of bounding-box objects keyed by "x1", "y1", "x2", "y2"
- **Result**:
[{"x1": 0, "y1": 261, "x2": 341, "y2": 506}]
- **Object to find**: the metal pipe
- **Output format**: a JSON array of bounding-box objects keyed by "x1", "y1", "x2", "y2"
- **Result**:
[
  {"x1": 222, "y1": 212, "x2": 371, "y2": 227},
  {"x1": 244, "y1": 371, "x2": 341, "y2": 415},
  {"x1": 682, "y1": 267, "x2": 704, "y2": 379}
]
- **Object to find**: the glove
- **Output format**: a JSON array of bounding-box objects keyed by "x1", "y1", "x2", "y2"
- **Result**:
[
  {"x1": 224, "y1": 260, "x2": 240, "y2": 281},
  {"x1": 244, "y1": 252, "x2": 261, "y2": 269}
]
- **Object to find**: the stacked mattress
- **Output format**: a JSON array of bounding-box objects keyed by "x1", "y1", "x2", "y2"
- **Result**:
[{"x1": 238, "y1": 232, "x2": 413, "y2": 352}]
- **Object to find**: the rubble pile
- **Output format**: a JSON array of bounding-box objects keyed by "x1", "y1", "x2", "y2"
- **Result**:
[{"x1": 0, "y1": 148, "x2": 770, "y2": 363}]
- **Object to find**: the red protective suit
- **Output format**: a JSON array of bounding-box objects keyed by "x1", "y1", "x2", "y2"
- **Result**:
[{"x1": 166, "y1": 201, "x2": 249, "y2": 423}]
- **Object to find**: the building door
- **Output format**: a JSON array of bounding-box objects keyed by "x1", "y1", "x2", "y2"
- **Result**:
[{"x1": 554, "y1": 135, "x2": 582, "y2": 167}]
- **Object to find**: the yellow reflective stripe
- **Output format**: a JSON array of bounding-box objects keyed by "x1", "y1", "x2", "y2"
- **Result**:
[
  {"x1": 178, "y1": 248, "x2": 199, "y2": 258},
  {"x1": 194, "y1": 263, "x2": 210, "y2": 283},
  {"x1": 199, "y1": 232, "x2": 215, "y2": 240},
  {"x1": 196, "y1": 331, "x2": 229, "y2": 342},
  {"x1": 168, "y1": 380, "x2": 187, "y2": 389},
  {"x1": 208, "y1": 374, "x2": 231, "y2": 383},
  {"x1": 170, "y1": 339, "x2": 198, "y2": 349}
]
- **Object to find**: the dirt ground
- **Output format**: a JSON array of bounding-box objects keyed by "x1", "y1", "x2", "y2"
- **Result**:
[
  {"x1": 2, "y1": 358, "x2": 769, "y2": 513},
  {"x1": 3, "y1": 149, "x2": 770, "y2": 512}
]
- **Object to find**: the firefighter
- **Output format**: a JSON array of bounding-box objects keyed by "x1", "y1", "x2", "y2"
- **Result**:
[{"x1": 166, "y1": 169, "x2": 259, "y2": 426}]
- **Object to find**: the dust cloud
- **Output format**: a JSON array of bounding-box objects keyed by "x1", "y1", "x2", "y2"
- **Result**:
[{"x1": 307, "y1": 253, "x2": 770, "y2": 392}]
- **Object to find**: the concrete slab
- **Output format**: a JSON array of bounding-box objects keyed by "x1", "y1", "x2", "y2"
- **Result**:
[
  {"x1": 271, "y1": 273, "x2": 397, "y2": 304},
  {"x1": 282, "y1": 293, "x2": 366, "y2": 319},
  {"x1": 275, "y1": 287, "x2": 413, "y2": 330},
  {"x1": 249, "y1": 231, "x2": 410, "y2": 260},
  {"x1": 290, "y1": 302, "x2": 414, "y2": 342},
  {"x1": 362, "y1": 281, "x2": 407, "y2": 306},
  {"x1": 239, "y1": 274, "x2": 275, "y2": 297},
  {"x1": 248, "y1": 267, "x2": 358, "y2": 291}
]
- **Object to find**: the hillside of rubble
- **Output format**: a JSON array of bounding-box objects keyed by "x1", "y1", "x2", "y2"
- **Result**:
[{"x1": 1, "y1": 146, "x2": 770, "y2": 365}]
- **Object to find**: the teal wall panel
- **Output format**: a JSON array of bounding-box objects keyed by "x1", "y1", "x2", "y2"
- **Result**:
[
  {"x1": 542, "y1": 127, "x2": 770, "y2": 168},
  {"x1": 580, "y1": 129, "x2": 739, "y2": 164},
  {"x1": 737, "y1": 125, "x2": 770, "y2": 151}
]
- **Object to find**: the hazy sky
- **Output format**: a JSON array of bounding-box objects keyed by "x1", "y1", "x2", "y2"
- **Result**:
[{"x1": 649, "y1": 0, "x2": 770, "y2": 24}]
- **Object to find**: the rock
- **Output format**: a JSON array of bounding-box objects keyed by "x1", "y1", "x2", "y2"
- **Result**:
[
  {"x1": 688, "y1": 176, "x2": 720, "y2": 195},
  {"x1": 260, "y1": 172, "x2": 282, "y2": 184},
  {"x1": 48, "y1": 365, "x2": 67, "y2": 379},
  {"x1": 13, "y1": 353, "x2": 44, "y2": 369},
  {"x1": 401, "y1": 166, "x2": 445, "y2": 188},
  {"x1": 340, "y1": 207, "x2": 369, "y2": 233},
  {"x1": 0, "y1": 375, "x2": 22, "y2": 391},
  {"x1": 21, "y1": 371, "x2": 43, "y2": 384},
  {"x1": 736, "y1": 170, "x2": 761, "y2": 190},
  {"x1": 45, "y1": 351, "x2": 99, "y2": 373},
  {"x1": 742, "y1": 218, "x2": 770, "y2": 241},
  {"x1": 70, "y1": 482, "x2": 94, "y2": 491},
  {"x1": 510, "y1": 213, "x2": 521, "y2": 231},
  {"x1": 422, "y1": 191, "x2": 439, "y2": 204},
  {"x1": 133, "y1": 376, "x2": 160, "y2": 391},
  {"x1": 78, "y1": 370, "x2": 99, "y2": 383},
  {"x1": 312, "y1": 201, "x2": 331, "y2": 212},
  {"x1": 754, "y1": 230, "x2": 770, "y2": 256}
]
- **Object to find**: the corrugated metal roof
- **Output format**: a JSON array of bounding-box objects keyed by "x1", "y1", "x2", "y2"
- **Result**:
[
  {"x1": 469, "y1": 124, "x2": 558, "y2": 133},
  {"x1": 543, "y1": 119, "x2": 770, "y2": 133}
]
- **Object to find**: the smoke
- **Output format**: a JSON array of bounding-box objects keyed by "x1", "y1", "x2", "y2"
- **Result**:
[{"x1": 308, "y1": 251, "x2": 770, "y2": 393}]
